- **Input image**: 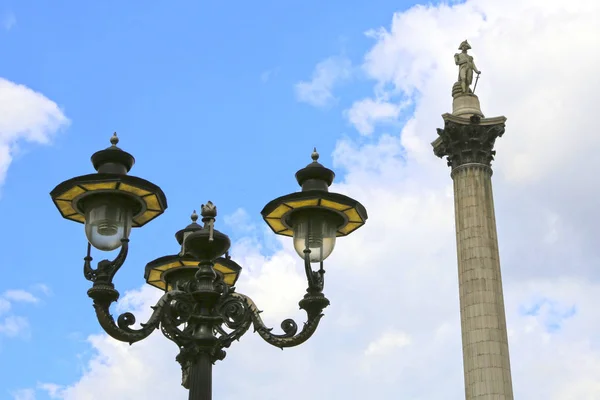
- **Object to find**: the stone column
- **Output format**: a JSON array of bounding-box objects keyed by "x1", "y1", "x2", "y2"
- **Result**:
[{"x1": 432, "y1": 112, "x2": 514, "y2": 399}]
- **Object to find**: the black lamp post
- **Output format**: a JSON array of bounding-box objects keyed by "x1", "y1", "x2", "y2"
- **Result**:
[{"x1": 50, "y1": 134, "x2": 368, "y2": 400}]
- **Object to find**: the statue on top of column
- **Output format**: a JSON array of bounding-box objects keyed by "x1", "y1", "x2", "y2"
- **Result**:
[{"x1": 454, "y1": 40, "x2": 481, "y2": 95}]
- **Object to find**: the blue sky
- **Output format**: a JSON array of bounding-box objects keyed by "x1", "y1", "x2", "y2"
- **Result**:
[
  {"x1": 0, "y1": 0, "x2": 418, "y2": 396},
  {"x1": 2, "y1": 0, "x2": 600, "y2": 399}
]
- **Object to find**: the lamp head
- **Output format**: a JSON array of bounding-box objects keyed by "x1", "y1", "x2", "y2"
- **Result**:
[
  {"x1": 261, "y1": 148, "x2": 368, "y2": 263},
  {"x1": 145, "y1": 211, "x2": 242, "y2": 291},
  {"x1": 50, "y1": 133, "x2": 167, "y2": 251}
]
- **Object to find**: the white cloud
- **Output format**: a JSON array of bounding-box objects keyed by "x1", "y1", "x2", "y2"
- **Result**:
[
  {"x1": 365, "y1": 331, "x2": 412, "y2": 357},
  {"x1": 38, "y1": 383, "x2": 61, "y2": 398},
  {"x1": 0, "y1": 78, "x2": 69, "y2": 187},
  {"x1": 34, "y1": 0, "x2": 600, "y2": 399},
  {"x1": 294, "y1": 56, "x2": 352, "y2": 107},
  {"x1": 260, "y1": 68, "x2": 278, "y2": 83},
  {"x1": 359, "y1": 0, "x2": 600, "y2": 185},
  {"x1": 345, "y1": 97, "x2": 408, "y2": 135},
  {"x1": 11, "y1": 388, "x2": 35, "y2": 400},
  {"x1": 333, "y1": 307, "x2": 363, "y2": 328},
  {"x1": 0, "y1": 316, "x2": 30, "y2": 338},
  {"x1": 42, "y1": 333, "x2": 185, "y2": 400},
  {"x1": 31, "y1": 284, "x2": 52, "y2": 296},
  {"x1": 0, "y1": 298, "x2": 10, "y2": 316},
  {"x1": 0, "y1": 287, "x2": 50, "y2": 339},
  {"x1": 223, "y1": 208, "x2": 254, "y2": 235},
  {"x1": 2, "y1": 12, "x2": 16, "y2": 31},
  {"x1": 3, "y1": 290, "x2": 39, "y2": 304}
]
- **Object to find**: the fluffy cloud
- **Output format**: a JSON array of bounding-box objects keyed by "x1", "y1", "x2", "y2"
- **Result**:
[
  {"x1": 0, "y1": 316, "x2": 29, "y2": 338},
  {"x1": 11, "y1": 388, "x2": 35, "y2": 400},
  {"x1": 3, "y1": 290, "x2": 39, "y2": 304},
  {"x1": 294, "y1": 56, "x2": 352, "y2": 107},
  {"x1": 2, "y1": 12, "x2": 16, "y2": 31},
  {"x1": 42, "y1": 325, "x2": 186, "y2": 399},
  {"x1": 345, "y1": 97, "x2": 408, "y2": 135},
  {"x1": 38, "y1": 0, "x2": 600, "y2": 399},
  {"x1": 260, "y1": 68, "x2": 279, "y2": 83},
  {"x1": 0, "y1": 78, "x2": 69, "y2": 188},
  {"x1": 0, "y1": 288, "x2": 46, "y2": 339},
  {"x1": 364, "y1": 331, "x2": 412, "y2": 357},
  {"x1": 0, "y1": 298, "x2": 10, "y2": 316}
]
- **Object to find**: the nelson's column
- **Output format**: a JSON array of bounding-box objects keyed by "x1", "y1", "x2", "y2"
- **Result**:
[{"x1": 432, "y1": 40, "x2": 514, "y2": 399}]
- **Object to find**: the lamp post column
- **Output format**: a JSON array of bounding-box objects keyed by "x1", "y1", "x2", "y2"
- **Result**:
[
  {"x1": 188, "y1": 353, "x2": 213, "y2": 400},
  {"x1": 184, "y1": 258, "x2": 222, "y2": 400}
]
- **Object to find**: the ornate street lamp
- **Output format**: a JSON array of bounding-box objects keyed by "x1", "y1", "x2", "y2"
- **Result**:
[{"x1": 50, "y1": 134, "x2": 368, "y2": 400}]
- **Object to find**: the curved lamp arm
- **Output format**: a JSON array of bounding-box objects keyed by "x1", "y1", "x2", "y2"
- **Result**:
[
  {"x1": 83, "y1": 239, "x2": 172, "y2": 345},
  {"x1": 91, "y1": 292, "x2": 169, "y2": 344},
  {"x1": 235, "y1": 292, "x2": 328, "y2": 349},
  {"x1": 216, "y1": 252, "x2": 330, "y2": 350}
]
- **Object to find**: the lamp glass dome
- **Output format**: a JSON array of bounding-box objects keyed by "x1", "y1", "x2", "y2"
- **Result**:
[
  {"x1": 84, "y1": 196, "x2": 132, "y2": 251},
  {"x1": 291, "y1": 210, "x2": 340, "y2": 263}
]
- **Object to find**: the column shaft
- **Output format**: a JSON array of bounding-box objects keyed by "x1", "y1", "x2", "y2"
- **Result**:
[{"x1": 452, "y1": 164, "x2": 513, "y2": 400}]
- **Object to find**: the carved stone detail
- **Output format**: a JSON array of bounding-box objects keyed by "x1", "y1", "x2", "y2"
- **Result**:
[{"x1": 432, "y1": 114, "x2": 506, "y2": 169}]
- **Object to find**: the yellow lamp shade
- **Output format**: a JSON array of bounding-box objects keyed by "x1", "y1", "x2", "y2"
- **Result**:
[
  {"x1": 50, "y1": 173, "x2": 167, "y2": 228},
  {"x1": 144, "y1": 255, "x2": 242, "y2": 291},
  {"x1": 261, "y1": 191, "x2": 367, "y2": 238}
]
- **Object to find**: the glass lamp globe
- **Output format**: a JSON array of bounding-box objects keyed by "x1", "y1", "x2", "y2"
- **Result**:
[
  {"x1": 291, "y1": 210, "x2": 340, "y2": 263},
  {"x1": 84, "y1": 196, "x2": 132, "y2": 251}
]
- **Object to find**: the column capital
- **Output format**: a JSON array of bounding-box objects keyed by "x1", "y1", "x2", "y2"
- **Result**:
[{"x1": 432, "y1": 113, "x2": 507, "y2": 170}]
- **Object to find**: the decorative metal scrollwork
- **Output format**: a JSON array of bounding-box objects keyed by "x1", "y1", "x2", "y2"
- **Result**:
[{"x1": 83, "y1": 240, "x2": 331, "y2": 388}]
